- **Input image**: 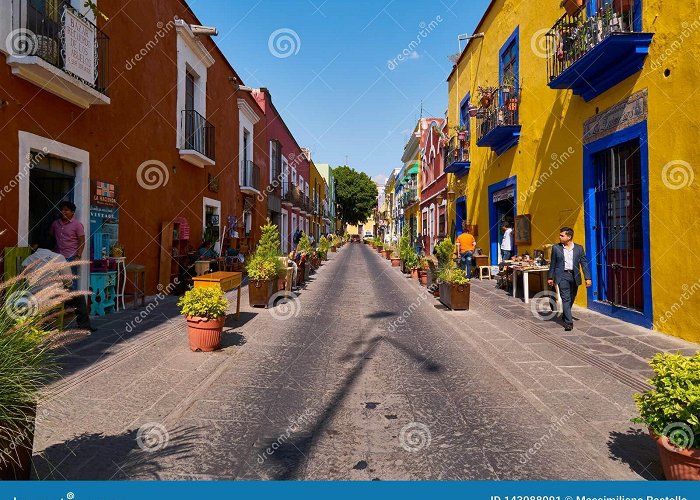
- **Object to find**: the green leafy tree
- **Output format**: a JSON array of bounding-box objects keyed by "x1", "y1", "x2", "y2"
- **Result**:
[
  {"x1": 334, "y1": 166, "x2": 378, "y2": 226},
  {"x1": 247, "y1": 220, "x2": 283, "y2": 281}
]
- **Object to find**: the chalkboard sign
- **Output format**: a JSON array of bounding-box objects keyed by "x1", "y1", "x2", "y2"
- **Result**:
[{"x1": 515, "y1": 214, "x2": 531, "y2": 246}]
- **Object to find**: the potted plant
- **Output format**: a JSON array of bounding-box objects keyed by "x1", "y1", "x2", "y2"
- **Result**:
[
  {"x1": 297, "y1": 233, "x2": 313, "y2": 281},
  {"x1": 633, "y1": 353, "x2": 700, "y2": 480},
  {"x1": 438, "y1": 267, "x2": 471, "y2": 310},
  {"x1": 455, "y1": 125, "x2": 468, "y2": 142},
  {"x1": 178, "y1": 287, "x2": 229, "y2": 352},
  {"x1": 247, "y1": 220, "x2": 284, "y2": 307},
  {"x1": 478, "y1": 85, "x2": 497, "y2": 108},
  {"x1": 468, "y1": 106, "x2": 479, "y2": 118},
  {"x1": 0, "y1": 262, "x2": 78, "y2": 480},
  {"x1": 383, "y1": 246, "x2": 392, "y2": 259},
  {"x1": 418, "y1": 259, "x2": 430, "y2": 286},
  {"x1": 561, "y1": 0, "x2": 584, "y2": 16},
  {"x1": 391, "y1": 252, "x2": 401, "y2": 267},
  {"x1": 319, "y1": 236, "x2": 331, "y2": 260}
]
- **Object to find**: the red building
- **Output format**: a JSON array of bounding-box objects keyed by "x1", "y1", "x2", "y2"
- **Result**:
[
  {"x1": 254, "y1": 89, "x2": 311, "y2": 254},
  {"x1": 0, "y1": 0, "x2": 271, "y2": 295},
  {"x1": 419, "y1": 118, "x2": 447, "y2": 255}
]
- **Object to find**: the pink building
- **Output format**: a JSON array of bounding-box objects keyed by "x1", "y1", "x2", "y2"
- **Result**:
[{"x1": 419, "y1": 118, "x2": 448, "y2": 255}]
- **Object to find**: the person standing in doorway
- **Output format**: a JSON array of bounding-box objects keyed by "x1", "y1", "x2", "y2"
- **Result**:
[
  {"x1": 548, "y1": 227, "x2": 592, "y2": 331},
  {"x1": 50, "y1": 201, "x2": 85, "y2": 290},
  {"x1": 456, "y1": 227, "x2": 477, "y2": 278},
  {"x1": 501, "y1": 222, "x2": 514, "y2": 261}
]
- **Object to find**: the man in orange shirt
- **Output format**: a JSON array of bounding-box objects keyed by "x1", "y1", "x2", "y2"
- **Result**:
[{"x1": 456, "y1": 228, "x2": 476, "y2": 278}]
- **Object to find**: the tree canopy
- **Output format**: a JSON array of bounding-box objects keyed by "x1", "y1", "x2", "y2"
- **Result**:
[{"x1": 334, "y1": 166, "x2": 378, "y2": 226}]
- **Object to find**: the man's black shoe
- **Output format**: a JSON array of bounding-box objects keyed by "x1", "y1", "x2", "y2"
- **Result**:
[{"x1": 564, "y1": 324, "x2": 573, "y2": 331}]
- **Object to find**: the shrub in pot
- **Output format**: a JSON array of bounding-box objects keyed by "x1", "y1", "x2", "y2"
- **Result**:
[
  {"x1": 391, "y1": 252, "x2": 401, "y2": 267},
  {"x1": 438, "y1": 267, "x2": 471, "y2": 310},
  {"x1": 0, "y1": 258, "x2": 86, "y2": 479},
  {"x1": 247, "y1": 254, "x2": 279, "y2": 307},
  {"x1": 178, "y1": 287, "x2": 229, "y2": 352},
  {"x1": 383, "y1": 247, "x2": 393, "y2": 260},
  {"x1": 633, "y1": 352, "x2": 700, "y2": 480},
  {"x1": 319, "y1": 236, "x2": 331, "y2": 260}
]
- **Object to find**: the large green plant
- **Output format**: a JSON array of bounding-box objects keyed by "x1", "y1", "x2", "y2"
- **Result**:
[
  {"x1": 247, "y1": 220, "x2": 283, "y2": 280},
  {"x1": 297, "y1": 233, "x2": 313, "y2": 254},
  {"x1": 438, "y1": 267, "x2": 470, "y2": 285},
  {"x1": 633, "y1": 353, "x2": 700, "y2": 449},
  {"x1": 178, "y1": 287, "x2": 229, "y2": 319},
  {"x1": 399, "y1": 226, "x2": 412, "y2": 261},
  {"x1": 0, "y1": 260, "x2": 78, "y2": 467},
  {"x1": 318, "y1": 236, "x2": 331, "y2": 253},
  {"x1": 435, "y1": 238, "x2": 456, "y2": 271}
]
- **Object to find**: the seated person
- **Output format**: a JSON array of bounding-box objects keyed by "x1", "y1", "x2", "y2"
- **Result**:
[
  {"x1": 197, "y1": 241, "x2": 218, "y2": 259},
  {"x1": 22, "y1": 243, "x2": 95, "y2": 332}
]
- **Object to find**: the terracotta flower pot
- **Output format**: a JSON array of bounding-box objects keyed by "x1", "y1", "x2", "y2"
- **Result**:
[
  {"x1": 0, "y1": 406, "x2": 36, "y2": 480},
  {"x1": 650, "y1": 431, "x2": 700, "y2": 480},
  {"x1": 249, "y1": 278, "x2": 276, "y2": 308},
  {"x1": 186, "y1": 315, "x2": 225, "y2": 352},
  {"x1": 438, "y1": 282, "x2": 471, "y2": 310},
  {"x1": 419, "y1": 270, "x2": 429, "y2": 286},
  {"x1": 391, "y1": 258, "x2": 401, "y2": 267},
  {"x1": 561, "y1": 0, "x2": 583, "y2": 16},
  {"x1": 410, "y1": 268, "x2": 419, "y2": 280},
  {"x1": 383, "y1": 250, "x2": 392, "y2": 259},
  {"x1": 377, "y1": 245, "x2": 383, "y2": 253},
  {"x1": 331, "y1": 246, "x2": 337, "y2": 252}
]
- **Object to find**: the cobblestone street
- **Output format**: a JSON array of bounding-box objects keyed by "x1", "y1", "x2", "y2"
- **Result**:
[{"x1": 33, "y1": 243, "x2": 698, "y2": 480}]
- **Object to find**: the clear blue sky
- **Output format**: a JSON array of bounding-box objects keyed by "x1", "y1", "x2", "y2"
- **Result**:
[{"x1": 189, "y1": 0, "x2": 491, "y2": 183}]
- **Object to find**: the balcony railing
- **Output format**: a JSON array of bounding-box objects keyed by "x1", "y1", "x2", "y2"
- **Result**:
[
  {"x1": 400, "y1": 189, "x2": 418, "y2": 208},
  {"x1": 12, "y1": 0, "x2": 110, "y2": 97},
  {"x1": 476, "y1": 90, "x2": 521, "y2": 155},
  {"x1": 546, "y1": 2, "x2": 652, "y2": 101},
  {"x1": 240, "y1": 160, "x2": 261, "y2": 192},
  {"x1": 282, "y1": 182, "x2": 303, "y2": 207},
  {"x1": 443, "y1": 136, "x2": 471, "y2": 177},
  {"x1": 182, "y1": 110, "x2": 215, "y2": 161}
]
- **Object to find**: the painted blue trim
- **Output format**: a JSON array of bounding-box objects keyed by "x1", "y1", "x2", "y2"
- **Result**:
[
  {"x1": 459, "y1": 93, "x2": 471, "y2": 129},
  {"x1": 583, "y1": 120, "x2": 652, "y2": 328},
  {"x1": 455, "y1": 196, "x2": 467, "y2": 237},
  {"x1": 477, "y1": 125, "x2": 521, "y2": 155},
  {"x1": 499, "y1": 27, "x2": 519, "y2": 106},
  {"x1": 444, "y1": 161, "x2": 471, "y2": 176},
  {"x1": 487, "y1": 176, "x2": 517, "y2": 265}
]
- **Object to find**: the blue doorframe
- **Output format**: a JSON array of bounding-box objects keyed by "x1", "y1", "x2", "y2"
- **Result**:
[
  {"x1": 488, "y1": 176, "x2": 517, "y2": 265},
  {"x1": 455, "y1": 196, "x2": 467, "y2": 237},
  {"x1": 583, "y1": 120, "x2": 652, "y2": 328}
]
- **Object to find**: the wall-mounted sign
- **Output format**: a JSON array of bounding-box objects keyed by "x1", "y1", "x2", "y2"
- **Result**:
[
  {"x1": 91, "y1": 180, "x2": 118, "y2": 207},
  {"x1": 493, "y1": 187, "x2": 515, "y2": 203},
  {"x1": 208, "y1": 173, "x2": 219, "y2": 193},
  {"x1": 63, "y1": 8, "x2": 96, "y2": 84},
  {"x1": 583, "y1": 89, "x2": 648, "y2": 145},
  {"x1": 515, "y1": 214, "x2": 532, "y2": 246}
]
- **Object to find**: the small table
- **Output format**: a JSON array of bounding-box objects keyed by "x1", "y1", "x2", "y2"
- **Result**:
[
  {"x1": 512, "y1": 267, "x2": 562, "y2": 307},
  {"x1": 473, "y1": 255, "x2": 489, "y2": 277},
  {"x1": 192, "y1": 271, "x2": 242, "y2": 320},
  {"x1": 125, "y1": 264, "x2": 146, "y2": 309}
]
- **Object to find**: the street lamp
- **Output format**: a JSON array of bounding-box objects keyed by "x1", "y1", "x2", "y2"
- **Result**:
[{"x1": 447, "y1": 189, "x2": 456, "y2": 202}]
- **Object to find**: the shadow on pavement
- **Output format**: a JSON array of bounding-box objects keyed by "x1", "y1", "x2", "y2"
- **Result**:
[
  {"x1": 33, "y1": 425, "x2": 199, "y2": 480},
  {"x1": 607, "y1": 428, "x2": 663, "y2": 480}
]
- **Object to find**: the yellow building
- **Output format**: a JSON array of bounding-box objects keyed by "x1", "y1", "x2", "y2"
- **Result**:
[
  {"x1": 446, "y1": 0, "x2": 700, "y2": 343},
  {"x1": 385, "y1": 168, "x2": 401, "y2": 244},
  {"x1": 400, "y1": 125, "x2": 422, "y2": 249},
  {"x1": 309, "y1": 160, "x2": 325, "y2": 242}
]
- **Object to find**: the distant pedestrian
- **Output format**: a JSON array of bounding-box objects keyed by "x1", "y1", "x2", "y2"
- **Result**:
[
  {"x1": 500, "y1": 222, "x2": 513, "y2": 261},
  {"x1": 548, "y1": 227, "x2": 592, "y2": 331},
  {"x1": 456, "y1": 228, "x2": 476, "y2": 278}
]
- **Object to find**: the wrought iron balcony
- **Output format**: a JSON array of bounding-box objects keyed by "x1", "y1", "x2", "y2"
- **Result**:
[
  {"x1": 400, "y1": 189, "x2": 418, "y2": 208},
  {"x1": 281, "y1": 182, "x2": 303, "y2": 207},
  {"x1": 443, "y1": 136, "x2": 471, "y2": 177},
  {"x1": 8, "y1": 0, "x2": 110, "y2": 107},
  {"x1": 240, "y1": 160, "x2": 261, "y2": 193},
  {"x1": 546, "y1": 3, "x2": 652, "y2": 101},
  {"x1": 181, "y1": 110, "x2": 215, "y2": 166},
  {"x1": 476, "y1": 90, "x2": 521, "y2": 155}
]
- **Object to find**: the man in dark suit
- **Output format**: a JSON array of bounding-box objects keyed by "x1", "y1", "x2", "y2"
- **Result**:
[{"x1": 548, "y1": 227, "x2": 592, "y2": 331}]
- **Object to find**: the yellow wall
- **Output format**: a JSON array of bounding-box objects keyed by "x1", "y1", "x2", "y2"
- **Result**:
[{"x1": 447, "y1": 0, "x2": 700, "y2": 343}]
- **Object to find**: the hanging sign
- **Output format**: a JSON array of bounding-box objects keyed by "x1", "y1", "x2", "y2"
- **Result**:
[{"x1": 63, "y1": 8, "x2": 96, "y2": 84}]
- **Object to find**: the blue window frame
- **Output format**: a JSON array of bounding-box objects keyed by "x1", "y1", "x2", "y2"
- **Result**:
[
  {"x1": 499, "y1": 27, "x2": 519, "y2": 106},
  {"x1": 459, "y1": 93, "x2": 471, "y2": 132}
]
